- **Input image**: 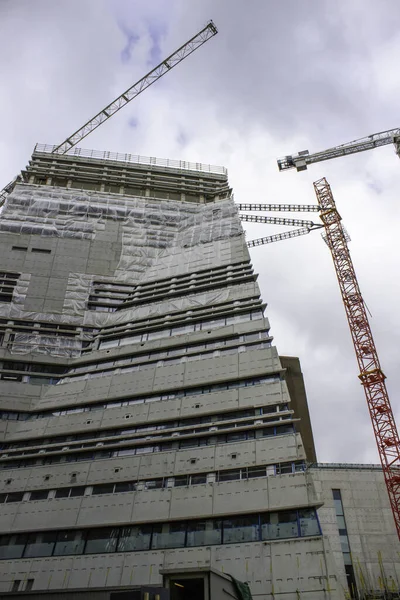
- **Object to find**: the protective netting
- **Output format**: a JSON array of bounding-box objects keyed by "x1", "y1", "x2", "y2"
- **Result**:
[{"x1": 0, "y1": 184, "x2": 245, "y2": 354}]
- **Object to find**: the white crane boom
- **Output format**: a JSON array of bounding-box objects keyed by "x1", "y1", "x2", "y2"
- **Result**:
[
  {"x1": 52, "y1": 21, "x2": 218, "y2": 154},
  {"x1": 277, "y1": 127, "x2": 400, "y2": 172}
]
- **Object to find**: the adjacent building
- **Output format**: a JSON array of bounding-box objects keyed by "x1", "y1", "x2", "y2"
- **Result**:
[{"x1": 0, "y1": 145, "x2": 398, "y2": 600}]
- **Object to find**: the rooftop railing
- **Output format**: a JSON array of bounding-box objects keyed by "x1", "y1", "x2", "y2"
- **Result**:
[{"x1": 34, "y1": 144, "x2": 228, "y2": 176}]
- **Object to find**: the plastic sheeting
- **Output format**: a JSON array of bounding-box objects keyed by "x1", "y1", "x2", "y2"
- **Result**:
[
  {"x1": 9, "y1": 333, "x2": 81, "y2": 358},
  {"x1": 0, "y1": 183, "x2": 245, "y2": 351}
]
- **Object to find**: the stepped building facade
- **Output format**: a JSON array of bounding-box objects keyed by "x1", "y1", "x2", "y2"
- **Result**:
[{"x1": 0, "y1": 145, "x2": 399, "y2": 600}]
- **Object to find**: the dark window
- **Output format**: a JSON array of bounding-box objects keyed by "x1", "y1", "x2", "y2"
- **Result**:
[
  {"x1": 30, "y1": 490, "x2": 49, "y2": 501},
  {"x1": 332, "y1": 489, "x2": 344, "y2": 515},
  {"x1": 25, "y1": 579, "x2": 34, "y2": 591},
  {"x1": 264, "y1": 511, "x2": 299, "y2": 540},
  {"x1": 179, "y1": 438, "x2": 199, "y2": 449},
  {"x1": 191, "y1": 474, "x2": 207, "y2": 485},
  {"x1": 276, "y1": 463, "x2": 293, "y2": 475},
  {"x1": 92, "y1": 483, "x2": 115, "y2": 495},
  {"x1": 262, "y1": 427, "x2": 275, "y2": 437},
  {"x1": 114, "y1": 481, "x2": 136, "y2": 493},
  {"x1": 174, "y1": 475, "x2": 189, "y2": 487},
  {"x1": 6, "y1": 492, "x2": 24, "y2": 503},
  {"x1": 187, "y1": 520, "x2": 222, "y2": 547},
  {"x1": 55, "y1": 488, "x2": 70, "y2": 499},
  {"x1": 24, "y1": 532, "x2": 57, "y2": 558},
  {"x1": 218, "y1": 469, "x2": 241, "y2": 482},
  {"x1": 223, "y1": 516, "x2": 259, "y2": 543},
  {"x1": 69, "y1": 486, "x2": 86, "y2": 497},
  {"x1": 145, "y1": 479, "x2": 163, "y2": 489},
  {"x1": 152, "y1": 522, "x2": 186, "y2": 549},
  {"x1": 12, "y1": 580, "x2": 21, "y2": 592},
  {"x1": 31, "y1": 248, "x2": 51, "y2": 254},
  {"x1": 84, "y1": 528, "x2": 118, "y2": 554},
  {"x1": 247, "y1": 466, "x2": 266, "y2": 479},
  {"x1": 0, "y1": 534, "x2": 27, "y2": 559},
  {"x1": 275, "y1": 424, "x2": 294, "y2": 435},
  {"x1": 54, "y1": 530, "x2": 86, "y2": 556},
  {"x1": 117, "y1": 525, "x2": 152, "y2": 552},
  {"x1": 262, "y1": 405, "x2": 277, "y2": 414},
  {"x1": 226, "y1": 431, "x2": 249, "y2": 443},
  {"x1": 298, "y1": 509, "x2": 320, "y2": 537}
]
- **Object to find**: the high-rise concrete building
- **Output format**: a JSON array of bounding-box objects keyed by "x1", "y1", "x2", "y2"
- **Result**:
[{"x1": 0, "y1": 145, "x2": 399, "y2": 600}]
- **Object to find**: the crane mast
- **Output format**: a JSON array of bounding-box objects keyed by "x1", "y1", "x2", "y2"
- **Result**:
[
  {"x1": 313, "y1": 177, "x2": 400, "y2": 539},
  {"x1": 277, "y1": 128, "x2": 400, "y2": 172},
  {"x1": 52, "y1": 21, "x2": 217, "y2": 154}
]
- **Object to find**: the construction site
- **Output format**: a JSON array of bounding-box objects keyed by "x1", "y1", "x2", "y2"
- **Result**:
[{"x1": 0, "y1": 6, "x2": 399, "y2": 600}]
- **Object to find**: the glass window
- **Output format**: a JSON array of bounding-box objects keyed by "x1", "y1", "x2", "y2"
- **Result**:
[
  {"x1": 332, "y1": 489, "x2": 342, "y2": 500},
  {"x1": 275, "y1": 424, "x2": 294, "y2": 435},
  {"x1": 179, "y1": 438, "x2": 199, "y2": 449},
  {"x1": 6, "y1": 492, "x2": 24, "y2": 503},
  {"x1": 343, "y1": 552, "x2": 352, "y2": 566},
  {"x1": 334, "y1": 498, "x2": 344, "y2": 516},
  {"x1": 187, "y1": 520, "x2": 222, "y2": 547},
  {"x1": 223, "y1": 516, "x2": 259, "y2": 544},
  {"x1": 114, "y1": 481, "x2": 136, "y2": 493},
  {"x1": 0, "y1": 494, "x2": 6, "y2": 503},
  {"x1": 251, "y1": 310, "x2": 263, "y2": 320},
  {"x1": 191, "y1": 474, "x2": 207, "y2": 485},
  {"x1": 205, "y1": 319, "x2": 225, "y2": 329},
  {"x1": 265, "y1": 511, "x2": 298, "y2": 540},
  {"x1": 340, "y1": 535, "x2": 350, "y2": 553},
  {"x1": 55, "y1": 488, "x2": 70, "y2": 498},
  {"x1": 54, "y1": 530, "x2": 86, "y2": 556},
  {"x1": 117, "y1": 525, "x2": 152, "y2": 552},
  {"x1": 24, "y1": 532, "x2": 57, "y2": 558},
  {"x1": 226, "y1": 432, "x2": 248, "y2": 443},
  {"x1": 145, "y1": 479, "x2": 163, "y2": 489},
  {"x1": 84, "y1": 528, "x2": 118, "y2": 554},
  {"x1": 247, "y1": 466, "x2": 266, "y2": 479},
  {"x1": 30, "y1": 490, "x2": 49, "y2": 501},
  {"x1": 0, "y1": 534, "x2": 27, "y2": 559},
  {"x1": 276, "y1": 463, "x2": 293, "y2": 475},
  {"x1": 152, "y1": 522, "x2": 186, "y2": 549},
  {"x1": 174, "y1": 475, "x2": 189, "y2": 487},
  {"x1": 298, "y1": 509, "x2": 320, "y2": 537},
  {"x1": 219, "y1": 469, "x2": 241, "y2": 482},
  {"x1": 262, "y1": 427, "x2": 275, "y2": 437},
  {"x1": 69, "y1": 486, "x2": 86, "y2": 497},
  {"x1": 136, "y1": 446, "x2": 153, "y2": 455},
  {"x1": 92, "y1": 483, "x2": 115, "y2": 495},
  {"x1": 117, "y1": 448, "x2": 136, "y2": 457},
  {"x1": 336, "y1": 515, "x2": 346, "y2": 530},
  {"x1": 294, "y1": 462, "x2": 306, "y2": 472}
]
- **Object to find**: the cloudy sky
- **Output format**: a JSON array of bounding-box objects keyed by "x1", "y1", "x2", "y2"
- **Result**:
[{"x1": 1, "y1": 0, "x2": 400, "y2": 464}]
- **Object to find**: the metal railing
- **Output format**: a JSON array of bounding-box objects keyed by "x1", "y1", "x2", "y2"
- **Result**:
[{"x1": 34, "y1": 144, "x2": 227, "y2": 175}]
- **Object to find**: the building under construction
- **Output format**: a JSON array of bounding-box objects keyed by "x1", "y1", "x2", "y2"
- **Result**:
[
  {"x1": 0, "y1": 144, "x2": 398, "y2": 600},
  {"x1": 0, "y1": 16, "x2": 400, "y2": 600}
]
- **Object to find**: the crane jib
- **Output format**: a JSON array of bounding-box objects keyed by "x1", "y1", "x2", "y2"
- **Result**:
[
  {"x1": 51, "y1": 21, "x2": 218, "y2": 155},
  {"x1": 277, "y1": 127, "x2": 400, "y2": 172}
]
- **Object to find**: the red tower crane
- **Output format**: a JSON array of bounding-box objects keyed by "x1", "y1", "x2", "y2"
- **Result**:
[
  {"x1": 313, "y1": 177, "x2": 400, "y2": 538},
  {"x1": 240, "y1": 179, "x2": 400, "y2": 539}
]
